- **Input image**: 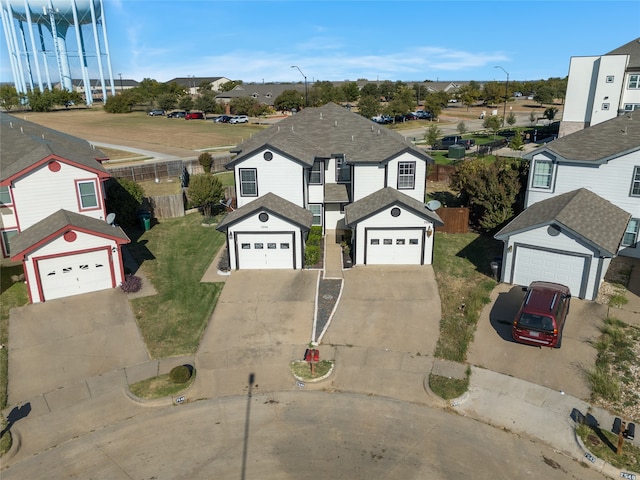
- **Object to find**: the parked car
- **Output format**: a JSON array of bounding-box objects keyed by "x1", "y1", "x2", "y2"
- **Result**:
[
  {"x1": 435, "y1": 135, "x2": 476, "y2": 150},
  {"x1": 229, "y1": 115, "x2": 249, "y2": 124},
  {"x1": 167, "y1": 111, "x2": 186, "y2": 119},
  {"x1": 148, "y1": 109, "x2": 165, "y2": 116},
  {"x1": 415, "y1": 110, "x2": 432, "y2": 120},
  {"x1": 512, "y1": 282, "x2": 571, "y2": 349},
  {"x1": 185, "y1": 111, "x2": 205, "y2": 120},
  {"x1": 371, "y1": 114, "x2": 392, "y2": 124},
  {"x1": 404, "y1": 112, "x2": 419, "y2": 121},
  {"x1": 214, "y1": 115, "x2": 232, "y2": 123}
]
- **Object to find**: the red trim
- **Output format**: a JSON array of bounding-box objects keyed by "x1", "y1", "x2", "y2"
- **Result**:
[
  {"x1": 32, "y1": 245, "x2": 116, "y2": 302},
  {"x1": 0, "y1": 154, "x2": 110, "y2": 186},
  {"x1": 11, "y1": 225, "x2": 129, "y2": 260},
  {"x1": 74, "y1": 178, "x2": 101, "y2": 212}
]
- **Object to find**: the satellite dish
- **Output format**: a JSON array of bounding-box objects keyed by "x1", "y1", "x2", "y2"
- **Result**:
[
  {"x1": 106, "y1": 213, "x2": 116, "y2": 225},
  {"x1": 426, "y1": 200, "x2": 442, "y2": 211},
  {"x1": 219, "y1": 198, "x2": 234, "y2": 210}
]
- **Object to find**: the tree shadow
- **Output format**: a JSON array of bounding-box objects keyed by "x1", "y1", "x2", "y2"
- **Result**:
[
  {"x1": 1, "y1": 402, "x2": 31, "y2": 437},
  {"x1": 455, "y1": 234, "x2": 503, "y2": 277}
]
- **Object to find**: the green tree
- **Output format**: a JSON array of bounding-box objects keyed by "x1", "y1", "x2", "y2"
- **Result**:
[
  {"x1": 104, "y1": 89, "x2": 141, "y2": 113},
  {"x1": 311, "y1": 81, "x2": 340, "y2": 105},
  {"x1": 274, "y1": 89, "x2": 305, "y2": 111},
  {"x1": 136, "y1": 78, "x2": 165, "y2": 102},
  {"x1": 178, "y1": 95, "x2": 194, "y2": 111},
  {"x1": 482, "y1": 81, "x2": 504, "y2": 106},
  {"x1": 360, "y1": 83, "x2": 379, "y2": 98},
  {"x1": 378, "y1": 80, "x2": 395, "y2": 101},
  {"x1": 458, "y1": 84, "x2": 480, "y2": 109},
  {"x1": 230, "y1": 96, "x2": 259, "y2": 115},
  {"x1": 509, "y1": 129, "x2": 524, "y2": 151},
  {"x1": 219, "y1": 80, "x2": 241, "y2": 92},
  {"x1": 187, "y1": 173, "x2": 224, "y2": 218},
  {"x1": 457, "y1": 121, "x2": 467, "y2": 135},
  {"x1": 0, "y1": 85, "x2": 23, "y2": 111},
  {"x1": 340, "y1": 82, "x2": 360, "y2": 103},
  {"x1": 194, "y1": 91, "x2": 221, "y2": 114},
  {"x1": 450, "y1": 158, "x2": 525, "y2": 232},
  {"x1": 534, "y1": 84, "x2": 554, "y2": 105},
  {"x1": 529, "y1": 110, "x2": 537, "y2": 126},
  {"x1": 158, "y1": 93, "x2": 178, "y2": 111},
  {"x1": 26, "y1": 88, "x2": 56, "y2": 112},
  {"x1": 425, "y1": 124, "x2": 441, "y2": 147},
  {"x1": 198, "y1": 152, "x2": 213, "y2": 173},
  {"x1": 506, "y1": 111, "x2": 517, "y2": 126},
  {"x1": 423, "y1": 91, "x2": 448, "y2": 119},
  {"x1": 483, "y1": 115, "x2": 503, "y2": 139},
  {"x1": 105, "y1": 177, "x2": 145, "y2": 227},
  {"x1": 357, "y1": 94, "x2": 380, "y2": 119},
  {"x1": 543, "y1": 107, "x2": 559, "y2": 121}
]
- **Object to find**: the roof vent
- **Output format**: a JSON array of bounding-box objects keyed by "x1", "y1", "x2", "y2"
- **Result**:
[
  {"x1": 291, "y1": 126, "x2": 294, "y2": 132},
  {"x1": 20, "y1": 127, "x2": 23, "y2": 134},
  {"x1": 9, "y1": 122, "x2": 12, "y2": 128},
  {"x1": 377, "y1": 129, "x2": 380, "y2": 135},
  {"x1": 42, "y1": 134, "x2": 45, "y2": 139},
  {"x1": 334, "y1": 120, "x2": 338, "y2": 127},
  {"x1": 320, "y1": 112, "x2": 323, "y2": 119},
  {"x1": 277, "y1": 126, "x2": 280, "y2": 132},
  {"x1": 351, "y1": 135, "x2": 354, "y2": 141}
]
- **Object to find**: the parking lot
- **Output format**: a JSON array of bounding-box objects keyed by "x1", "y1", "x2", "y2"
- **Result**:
[{"x1": 467, "y1": 283, "x2": 607, "y2": 400}]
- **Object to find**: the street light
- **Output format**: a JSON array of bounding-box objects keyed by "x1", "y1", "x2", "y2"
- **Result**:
[
  {"x1": 118, "y1": 73, "x2": 123, "y2": 92},
  {"x1": 494, "y1": 66, "x2": 509, "y2": 126},
  {"x1": 291, "y1": 65, "x2": 308, "y2": 107}
]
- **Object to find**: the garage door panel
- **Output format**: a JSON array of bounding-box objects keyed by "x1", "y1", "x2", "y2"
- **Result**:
[
  {"x1": 236, "y1": 233, "x2": 295, "y2": 269},
  {"x1": 38, "y1": 250, "x2": 113, "y2": 301},
  {"x1": 513, "y1": 247, "x2": 586, "y2": 297},
  {"x1": 366, "y1": 229, "x2": 423, "y2": 265}
]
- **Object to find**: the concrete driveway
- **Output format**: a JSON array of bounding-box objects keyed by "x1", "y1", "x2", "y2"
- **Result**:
[
  {"x1": 467, "y1": 283, "x2": 606, "y2": 400},
  {"x1": 7, "y1": 289, "x2": 149, "y2": 404},
  {"x1": 322, "y1": 266, "x2": 441, "y2": 356},
  {"x1": 193, "y1": 270, "x2": 318, "y2": 397}
]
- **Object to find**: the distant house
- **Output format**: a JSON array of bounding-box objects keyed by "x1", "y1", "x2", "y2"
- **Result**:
[
  {"x1": 216, "y1": 102, "x2": 443, "y2": 270},
  {"x1": 0, "y1": 113, "x2": 130, "y2": 303},
  {"x1": 166, "y1": 76, "x2": 231, "y2": 95},
  {"x1": 495, "y1": 113, "x2": 639, "y2": 300},
  {"x1": 560, "y1": 37, "x2": 640, "y2": 137},
  {"x1": 215, "y1": 83, "x2": 307, "y2": 107}
]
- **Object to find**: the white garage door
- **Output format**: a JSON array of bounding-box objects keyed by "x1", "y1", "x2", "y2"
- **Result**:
[
  {"x1": 513, "y1": 247, "x2": 586, "y2": 297},
  {"x1": 365, "y1": 229, "x2": 423, "y2": 265},
  {"x1": 38, "y1": 250, "x2": 113, "y2": 301},
  {"x1": 236, "y1": 233, "x2": 295, "y2": 269}
]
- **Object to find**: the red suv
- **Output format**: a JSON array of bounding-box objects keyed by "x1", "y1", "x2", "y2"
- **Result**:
[
  {"x1": 185, "y1": 111, "x2": 205, "y2": 120},
  {"x1": 512, "y1": 282, "x2": 571, "y2": 348}
]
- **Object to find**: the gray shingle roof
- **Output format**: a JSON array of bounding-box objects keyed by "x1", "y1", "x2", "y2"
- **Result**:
[
  {"x1": 524, "y1": 113, "x2": 640, "y2": 163},
  {"x1": 11, "y1": 209, "x2": 130, "y2": 257},
  {"x1": 344, "y1": 187, "x2": 443, "y2": 227},
  {"x1": 495, "y1": 188, "x2": 630, "y2": 256},
  {"x1": 0, "y1": 113, "x2": 110, "y2": 182},
  {"x1": 606, "y1": 37, "x2": 640, "y2": 69},
  {"x1": 227, "y1": 103, "x2": 432, "y2": 168},
  {"x1": 324, "y1": 183, "x2": 349, "y2": 203},
  {"x1": 216, "y1": 192, "x2": 313, "y2": 231}
]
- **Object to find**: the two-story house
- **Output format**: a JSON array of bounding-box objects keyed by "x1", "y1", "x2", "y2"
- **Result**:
[
  {"x1": 560, "y1": 37, "x2": 640, "y2": 137},
  {"x1": 0, "y1": 113, "x2": 130, "y2": 303},
  {"x1": 495, "y1": 112, "x2": 638, "y2": 300},
  {"x1": 216, "y1": 103, "x2": 443, "y2": 270}
]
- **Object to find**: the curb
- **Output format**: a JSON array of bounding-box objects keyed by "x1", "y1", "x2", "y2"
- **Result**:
[
  {"x1": 290, "y1": 361, "x2": 335, "y2": 384},
  {"x1": 573, "y1": 426, "x2": 640, "y2": 480},
  {"x1": 1, "y1": 428, "x2": 21, "y2": 463}
]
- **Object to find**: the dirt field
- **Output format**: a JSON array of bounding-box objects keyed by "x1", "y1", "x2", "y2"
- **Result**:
[{"x1": 15, "y1": 108, "x2": 267, "y2": 156}]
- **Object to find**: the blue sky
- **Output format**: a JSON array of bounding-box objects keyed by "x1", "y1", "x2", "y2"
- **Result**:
[{"x1": 1, "y1": 1, "x2": 639, "y2": 85}]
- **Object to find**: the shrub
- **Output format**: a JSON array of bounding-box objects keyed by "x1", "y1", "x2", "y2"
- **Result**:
[
  {"x1": 169, "y1": 365, "x2": 192, "y2": 384},
  {"x1": 217, "y1": 248, "x2": 230, "y2": 272},
  {"x1": 307, "y1": 226, "x2": 323, "y2": 247},
  {"x1": 305, "y1": 245, "x2": 320, "y2": 266},
  {"x1": 198, "y1": 152, "x2": 213, "y2": 173},
  {"x1": 120, "y1": 274, "x2": 142, "y2": 293}
]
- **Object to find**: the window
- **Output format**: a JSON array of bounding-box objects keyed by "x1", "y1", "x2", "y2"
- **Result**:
[
  {"x1": 254, "y1": 243, "x2": 264, "y2": 249},
  {"x1": 629, "y1": 75, "x2": 640, "y2": 89},
  {"x1": 383, "y1": 239, "x2": 392, "y2": 245},
  {"x1": 77, "y1": 180, "x2": 98, "y2": 209},
  {"x1": 397, "y1": 162, "x2": 415, "y2": 189},
  {"x1": 409, "y1": 238, "x2": 419, "y2": 245},
  {"x1": 335, "y1": 156, "x2": 350, "y2": 183},
  {"x1": 280, "y1": 243, "x2": 290, "y2": 249},
  {"x1": 267, "y1": 243, "x2": 276, "y2": 249},
  {"x1": 309, "y1": 204, "x2": 322, "y2": 226},
  {"x1": 1, "y1": 229, "x2": 18, "y2": 257},
  {"x1": 239, "y1": 169, "x2": 257, "y2": 196},
  {"x1": 309, "y1": 160, "x2": 323, "y2": 184},
  {"x1": 0, "y1": 186, "x2": 11, "y2": 205},
  {"x1": 371, "y1": 239, "x2": 380, "y2": 245},
  {"x1": 624, "y1": 104, "x2": 640, "y2": 111},
  {"x1": 532, "y1": 160, "x2": 553, "y2": 189},
  {"x1": 396, "y1": 239, "x2": 405, "y2": 245},
  {"x1": 622, "y1": 219, "x2": 639, "y2": 247},
  {"x1": 241, "y1": 243, "x2": 250, "y2": 249},
  {"x1": 606, "y1": 75, "x2": 614, "y2": 83},
  {"x1": 631, "y1": 167, "x2": 640, "y2": 197}
]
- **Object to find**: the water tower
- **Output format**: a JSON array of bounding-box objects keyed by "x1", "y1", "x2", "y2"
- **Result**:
[{"x1": 0, "y1": 0, "x2": 115, "y2": 105}]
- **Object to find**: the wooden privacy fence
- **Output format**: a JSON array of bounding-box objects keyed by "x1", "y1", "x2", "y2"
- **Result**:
[
  {"x1": 435, "y1": 207, "x2": 469, "y2": 234},
  {"x1": 106, "y1": 156, "x2": 232, "y2": 183},
  {"x1": 428, "y1": 164, "x2": 456, "y2": 183},
  {"x1": 144, "y1": 192, "x2": 186, "y2": 219}
]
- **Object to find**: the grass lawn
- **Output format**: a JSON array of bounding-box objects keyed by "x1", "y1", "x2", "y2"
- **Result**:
[
  {"x1": 0, "y1": 266, "x2": 29, "y2": 410},
  {"x1": 432, "y1": 232, "x2": 501, "y2": 362},
  {"x1": 214, "y1": 171, "x2": 235, "y2": 187},
  {"x1": 127, "y1": 213, "x2": 226, "y2": 358},
  {"x1": 576, "y1": 422, "x2": 640, "y2": 471}
]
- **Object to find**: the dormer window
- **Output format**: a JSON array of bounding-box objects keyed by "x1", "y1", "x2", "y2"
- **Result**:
[
  {"x1": 309, "y1": 160, "x2": 323, "y2": 184},
  {"x1": 531, "y1": 160, "x2": 553, "y2": 189},
  {"x1": 335, "y1": 155, "x2": 350, "y2": 183}
]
